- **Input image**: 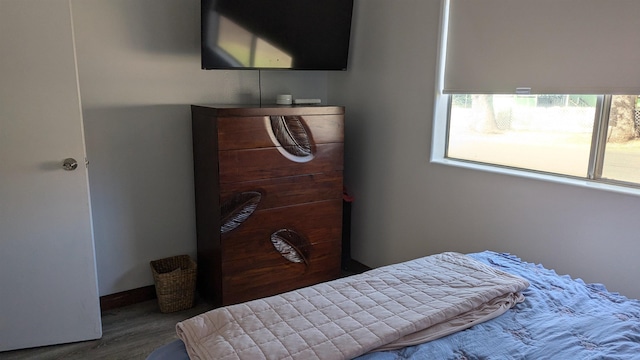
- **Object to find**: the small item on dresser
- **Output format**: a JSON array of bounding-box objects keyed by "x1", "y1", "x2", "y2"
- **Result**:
[
  {"x1": 276, "y1": 94, "x2": 293, "y2": 105},
  {"x1": 294, "y1": 98, "x2": 322, "y2": 105}
]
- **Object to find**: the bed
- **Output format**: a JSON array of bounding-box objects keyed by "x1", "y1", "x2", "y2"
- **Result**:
[{"x1": 146, "y1": 251, "x2": 640, "y2": 359}]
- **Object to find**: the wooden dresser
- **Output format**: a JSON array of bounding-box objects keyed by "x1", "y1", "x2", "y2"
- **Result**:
[{"x1": 191, "y1": 105, "x2": 344, "y2": 307}]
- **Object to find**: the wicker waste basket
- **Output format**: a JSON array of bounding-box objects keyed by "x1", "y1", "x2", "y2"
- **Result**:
[{"x1": 150, "y1": 255, "x2": 197, "y2": 313}]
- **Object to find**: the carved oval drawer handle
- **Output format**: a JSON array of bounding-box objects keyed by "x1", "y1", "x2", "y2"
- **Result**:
[
  {"x1": 220, "y1": 191, "x2": 262, "y2": 234},
  {"x1": 270, "y1": 229, "x2": 310, "y2": 265},
  {"x1": 269, "y1": 115, "x2": 315, "y2": 162}
]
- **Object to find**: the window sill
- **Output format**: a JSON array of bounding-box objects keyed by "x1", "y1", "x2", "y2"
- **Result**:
[{"x1": 431, "y1": 157, "x2": 640, "y2": 198}]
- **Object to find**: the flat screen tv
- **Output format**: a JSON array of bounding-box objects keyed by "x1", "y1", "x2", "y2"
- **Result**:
[{"x1": 201, "y1": 0, "x2": 354, "y2": 70}]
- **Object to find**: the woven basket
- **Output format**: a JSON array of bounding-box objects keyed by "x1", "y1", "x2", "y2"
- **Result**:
[{"x1": 150, "y1": 255, "x2": 197, "y2": 313}]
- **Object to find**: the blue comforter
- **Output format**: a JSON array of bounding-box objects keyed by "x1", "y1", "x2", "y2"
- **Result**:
[{"x1": 357, "y1": 251, "x2": 640, "y2": 360}]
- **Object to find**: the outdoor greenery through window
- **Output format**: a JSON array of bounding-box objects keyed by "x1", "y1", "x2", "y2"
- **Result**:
[{"x1": 446, "y1": 94, "x2": 640, "y2": 186}]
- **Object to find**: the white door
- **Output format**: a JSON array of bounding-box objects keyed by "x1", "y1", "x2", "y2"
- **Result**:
[{"x1": 0, "y1": 0, "x2": 102, "y2": 351}]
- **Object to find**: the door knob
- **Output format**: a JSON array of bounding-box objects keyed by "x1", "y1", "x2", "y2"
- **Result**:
[{"x1": 62, "y1": 158, "x2": 78, "y2": 171}]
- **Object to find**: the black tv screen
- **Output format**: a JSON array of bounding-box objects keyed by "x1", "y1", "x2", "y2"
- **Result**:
[{"x1": 201, "y1": 0, "x2": 354, "y2": 70}]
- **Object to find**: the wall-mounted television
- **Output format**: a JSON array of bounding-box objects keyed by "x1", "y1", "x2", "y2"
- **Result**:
[{"x1": 201, "y1": 0, "x2": 354, "y2": 70}]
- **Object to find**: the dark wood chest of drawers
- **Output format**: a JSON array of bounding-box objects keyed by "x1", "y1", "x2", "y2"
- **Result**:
[{"x1": 191, "y1": 105, "x2": 344, "y2": 306}]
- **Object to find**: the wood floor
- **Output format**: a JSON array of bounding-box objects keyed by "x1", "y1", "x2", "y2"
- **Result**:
[{"x1": 0, "y1": 299, "x2": 213, "y2": 360}]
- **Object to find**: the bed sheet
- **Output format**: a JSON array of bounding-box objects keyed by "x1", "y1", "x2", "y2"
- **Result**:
[
  {"x1": 359, "y1": 251, "x2": 640, "y2": 359},
  {"x1": 146, "y1": 251, "x2": 640, "y2": 360}
]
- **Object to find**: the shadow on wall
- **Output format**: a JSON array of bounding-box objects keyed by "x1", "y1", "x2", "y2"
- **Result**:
[
  {"x1": 115, "y1": 0, "x2": 200, "y2": 55},
  {"x1": 82, "y1": 104, "x2": 198, "y2": 295}
]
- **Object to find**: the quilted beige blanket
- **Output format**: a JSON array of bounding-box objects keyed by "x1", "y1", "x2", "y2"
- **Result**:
[{"x1": 176, "y1": 252, "x2": 529, "y2": 360}]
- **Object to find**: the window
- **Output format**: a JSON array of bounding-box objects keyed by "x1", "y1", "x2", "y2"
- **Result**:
[
  {"x1": 435, "y1": 0, "x2": 640, "y2": 190},
  {"x1": 446, "y1": 94, "x2": 640, "y2": 187},
  {"x1": 601, "y1": 96, "x2": 640, "y2": 184}
]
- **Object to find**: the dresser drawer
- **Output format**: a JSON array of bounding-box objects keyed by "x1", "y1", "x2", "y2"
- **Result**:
[
  {"x1": 219, "y1": 171, "x2": 342, "y2": 211},
  {"x1": 220, "y1": 240, "x2": 341, "y2": 305},
  {"x1": 217, "y1": 115, "x2": 344, "y2": 151},
  {"x1": 220, "y1": 199, "x2": 343, "y2": 263},
  {"x1": 219, "y1": 143, "x2": 343, "y2": 183}
]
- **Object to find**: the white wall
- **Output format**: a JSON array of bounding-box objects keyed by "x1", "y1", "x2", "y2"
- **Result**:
[
  {"x1": 71, "y1": 0, "x2": 329, "y2": 296},
  {"x1": 67, "y1": 0, "x2": 640, "y2": 299},
  {"x1": 330, "y1": 0, "x2": 640, "y2": 299}
]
